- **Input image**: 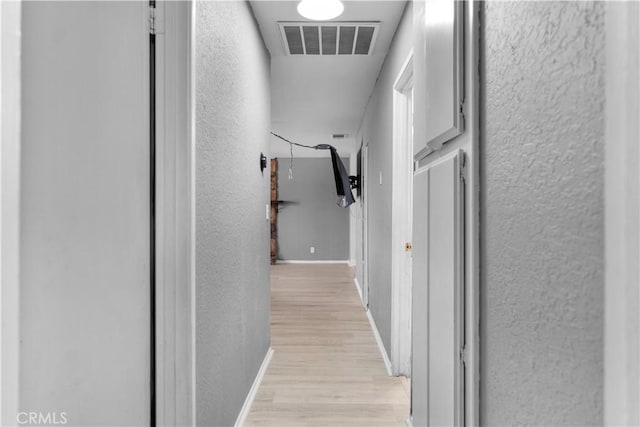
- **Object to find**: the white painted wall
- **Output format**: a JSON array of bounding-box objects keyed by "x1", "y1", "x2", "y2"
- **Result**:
[
  {"x1": 481, "y1": 2, "x2": 605, "y2": 424},
  {"x1": 20, "y1": 2, "x2": 151, "y2": 424}
]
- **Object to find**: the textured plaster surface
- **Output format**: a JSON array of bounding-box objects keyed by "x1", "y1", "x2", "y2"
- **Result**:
[
  {"x1": 277, "y1": 157, "x2": 350, "y2": 261},
  {"x1": 196, "y1": 2, "x2": 271, "y2": 426},
  {"x1": 357, "y1": 3, "x2": 412, "y2": 355},
  {"x1": 481, "y1": 2, "x2": 604, "y2": 425}
]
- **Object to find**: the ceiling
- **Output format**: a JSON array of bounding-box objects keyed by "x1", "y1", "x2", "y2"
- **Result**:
[{"x1": 249, "y1": 0, "x2": 408, "y2": 158}]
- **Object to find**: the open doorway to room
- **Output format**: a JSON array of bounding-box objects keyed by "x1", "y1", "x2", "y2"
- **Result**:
[{"x1": 391, "y1": 52, "x2": 414, "y2": 381}]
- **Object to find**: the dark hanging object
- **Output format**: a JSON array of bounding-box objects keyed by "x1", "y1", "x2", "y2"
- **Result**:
[
  {"x1": 269, "y1": 132, "x2": 355, "y2": 208},
  {"x1": 260, "y1": 152, "x2": 267, "y2": 173},
  {"x1": 349, "y1": 175, "x2": 360, "y2": 190},
  {"x1": 327, "y1": 146, "x2": 356, "y2": 208}
]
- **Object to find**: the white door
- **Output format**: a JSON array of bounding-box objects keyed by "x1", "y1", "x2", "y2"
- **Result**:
[
  {"x1": 401, "y1": 88, "x2": 414, "y2": 373},
  {"x1": 411, "y1": 166, "x2": 429, "y2": 424},
  {"x1": 20, "y1": 2, "x2": 151, "y2": 425},
  {"x1": 411, "y1": 150, "x2": 465, "y2": 426}
]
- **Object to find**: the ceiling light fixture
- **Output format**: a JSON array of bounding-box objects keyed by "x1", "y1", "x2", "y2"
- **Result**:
[{"x1": 297, "y1": 0, "x2": 344, "y2": 21}]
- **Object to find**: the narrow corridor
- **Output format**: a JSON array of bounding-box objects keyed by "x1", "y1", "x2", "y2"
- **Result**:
[{"x1": 245, "y1": 264, "x2": 409, "y2": 426}]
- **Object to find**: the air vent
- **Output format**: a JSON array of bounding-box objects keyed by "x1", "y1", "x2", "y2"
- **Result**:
[
  {"x1": 332, "y1": 133, "x2": 348, "y2": 139},
  {"x1": 279, "y1": 22, "x2": 379, "y2": 56}
]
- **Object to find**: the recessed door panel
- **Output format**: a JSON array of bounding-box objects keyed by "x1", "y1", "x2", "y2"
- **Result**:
[
  {"x1": 20, "y1": 2, "x2": 151, "y2": 425},
  {"x1": 412, "y1": 150, "x2": 464, "y2": 426},
  {"x1": 411, "y1": 167, "x2": 430, "y2": 424}
]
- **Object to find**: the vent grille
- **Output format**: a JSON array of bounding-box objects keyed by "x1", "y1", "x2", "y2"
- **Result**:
[{"x1": 279, "y1": 22, "x2": 379, "y2": 56}]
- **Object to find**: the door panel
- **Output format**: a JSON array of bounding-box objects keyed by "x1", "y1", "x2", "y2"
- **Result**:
[
  {"x1": 427, "y1": 151, "x2": 464, "y2": 426},
  {"x1": 20, "y1": 2, "x2": 150, "y2": 425},
  {"x1": 412, "y1": 150, "x2": 464, "y2": 426},
  {"x1": 411, "y1": 167, "x2": 430, "y2": 424}
]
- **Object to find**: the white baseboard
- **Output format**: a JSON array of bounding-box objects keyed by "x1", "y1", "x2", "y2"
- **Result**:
[
  {"x1": 234, "y1": 347, "x2": 274, "y2": 427},
  {"x1": 276, "y1": 260, "x2": 350, "y2": 264},
  {"x1": 365, "y1": 309, "x2": 393, "y2": 376},
  {"x1": 353, "y1": 278, "x2": 364, "y2": 308}
]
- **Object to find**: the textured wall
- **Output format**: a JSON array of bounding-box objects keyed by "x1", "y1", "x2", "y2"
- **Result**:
[
  {"x1": 277, "y1": 157, "x2": 350, "y2": 261},
  {"x1": 481, "y1": 2, "x2": 605, "y2": 425},
  {"x1": 195, "y1": 2, "x2": 271, "y2": 426},
  {"x1": 357, "y1": 3, "x2": 412, "y2": 355}
]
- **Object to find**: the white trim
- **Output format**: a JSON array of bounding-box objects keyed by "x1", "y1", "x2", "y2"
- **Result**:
[
  {"x1": 406, "y1": 416, "x2": 413, "y2": 427},
  {"x1": 156, "y1": 1, "x2": 196, "y2": 424},
  {"x1": 366, "y1": 309, "x2": 393, "y2": 376},
  {"x1": 361, "y1": 143, "x2": 370, "y2": 308},
  {"x1": 465, "y1": 2, "x2": 481, "y2": 424},
  {"x1": 276, "y1": 260, "x2": 350, "y2": 264},
  {"x1": 353, "y1": 278, "x2": 364, "y2": 308},
  {"x1": 1, "y1": 1, "x2": 22, "y2": 425},
  {"x1": 391, "y1": 51, "x2": 414, "y2": 377},
  {"x1": 604, "y1": 2, "x2": 640, "y2": 425},
  {"x1": 188, "y1": 0, "x2": 197, "y2": 422},
  {"x1": 155, "y1": 1, "x2": 196, "y2": 425},
  {"x1": 154, "y1": 2, "x2": 170, "y2": 423},
  {"x1": 234, "y1": 347, "x2": 274, "y2": 427}
]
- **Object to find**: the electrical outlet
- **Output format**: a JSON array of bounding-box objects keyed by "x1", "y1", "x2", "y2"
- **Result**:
[
  {"x1": 266, "y1": 204, "x2": 270, "y2": 221},
  {"x1": 310, "y1": 246, "x2": 315, "y2": 254}
]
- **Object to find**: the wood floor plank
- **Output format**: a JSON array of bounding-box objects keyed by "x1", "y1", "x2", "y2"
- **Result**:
[{"x1": 245, "y1": 264, "x2": 410, "y2": 427}]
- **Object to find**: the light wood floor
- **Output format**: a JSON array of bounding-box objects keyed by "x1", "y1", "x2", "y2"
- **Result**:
[{"x1": 245, "y1": 263, "x2": 410, "y2": 427}]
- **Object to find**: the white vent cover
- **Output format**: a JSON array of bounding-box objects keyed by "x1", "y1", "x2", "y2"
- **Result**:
[{"x1": 278, "y1": 22, "x2": 379, "y2": 56}]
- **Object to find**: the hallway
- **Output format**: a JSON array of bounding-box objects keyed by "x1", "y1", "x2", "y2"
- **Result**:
[
  {"x1": 245, "y1": 264, "x2": 409, "y2": 426},
  {"x1": 3, "y1": 1, "x2": 639, "y2": 426}
]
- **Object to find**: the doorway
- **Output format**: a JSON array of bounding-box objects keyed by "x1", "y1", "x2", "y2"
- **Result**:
[{"x1": 391, "y1": 52, "x2": 414, "y2": 377}]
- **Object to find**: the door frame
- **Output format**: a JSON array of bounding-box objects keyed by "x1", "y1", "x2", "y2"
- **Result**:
[
  {"x1": 153, "y1": 1, "x2": 196, "y2": 425},
  {"x1": 361, "y1": 143, "x2": 370, "y2": 308},
  {"x1": 604, "y1": 1, "x2": 640, "y2": 424},
  {"x1": 1, "y1": 1, "x2": 22, "y2": 424},
  {"x1": 391, "y1": 51, "x2": 414, "y2": 377}
]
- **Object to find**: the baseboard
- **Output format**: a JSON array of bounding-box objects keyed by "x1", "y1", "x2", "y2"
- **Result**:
[
  {"x1": 406, "y1": 416, "x2": 413, "y2": 426},
  {"x1": 353, "y1": 278, "x2": 364, "y2": 308},
  {"x1": 234, "y1": 347, "x2": 274, "y2": 427},
  {"x1": 365, "y1": 309, "x2": 393, "y2": 376},
  {"x1": 276, "y1": 260, "x2": 350, "y2": 264}
]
